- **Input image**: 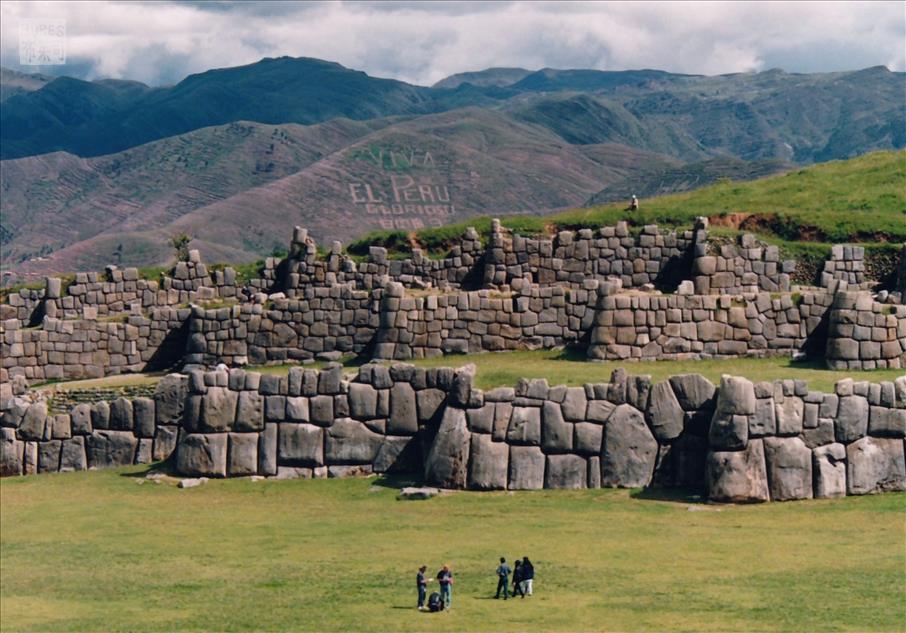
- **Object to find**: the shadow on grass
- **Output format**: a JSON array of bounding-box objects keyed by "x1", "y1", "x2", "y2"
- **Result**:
[
  {"x1": 370, "y1": 473, "x2": 425, "y2": 490},
  {"x1": 630, "y1": 486, "x2": 707, "y2": 504},
  {"x1": 117, "y1": 458, "x2": 177, "y2": 479}
]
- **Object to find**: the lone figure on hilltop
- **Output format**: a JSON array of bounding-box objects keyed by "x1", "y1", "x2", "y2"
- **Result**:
[{"x1": 628, "y1": 194, "x2": 639, "y2": 212}]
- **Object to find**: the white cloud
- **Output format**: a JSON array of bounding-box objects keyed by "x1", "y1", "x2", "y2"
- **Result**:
[{"x1": 1, "y1": 0, "x2": 903, "y2": 86}]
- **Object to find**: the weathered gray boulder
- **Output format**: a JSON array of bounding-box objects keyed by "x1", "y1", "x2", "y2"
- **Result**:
[
  {"x1": 506, "y1": 407, "x2": 541, "y2": 445},
  {"x1": 846, "y1": 437, "x2": 906, "y2": 495},
  {"x1": 468, "y1": 434, "x2": 508, "y2": 490},
  {"x1": 258, "y1": 423, "x2": 277, "y2": 476},
  {"x1": 0, "y1": 428, "x2": 23, "y2": 476},
  {"x1": 228, "y1": 433, "x2": 258, "y2": 476},
  {"x1": 201, "y1": 387, "x2": 238, "y2": 432},
  {"x1": 70, "y1": 404, "x2": 92, "y2": 435},
  {"x1": 154, "y1": 374, "x2": 187, "y2": 424},
  {"x1": 59, "y1": 437, "x2": 87, "y2": 472},
  {"x1": 19, "y1": 402, "x2": 47, "y2": 441},
  {"x1": 749, "y1": 398, "x2": 776, "y2": 437},
  {"x1": 309, "y1": 395, "x2": 334, "y2": 426},
  {"x1": 774, "y1": 397, "x2": 804, "y2": 436},
  {"x1": 668, "y1": 374, "x2": 717, "y2": 410},
  {"x1": 508, "y1": 446, "x2": 545, "y2": 490},
  {"x1": 424, "y1": 407, "x2": 471, "y2": 488},
  {"x1": 325, "y1": 419, "x2": 383, "y2": 464},
  {"x1": 176, "y1": 433, "x2": 227, "y2": 477},
  {"x1": 813, "y1": 443, "x2": 846, "y2": 498},
  {"x1": 573, "y1": 422, "x2": 603, "y2": 455},
  {"x1": 86, "y1": 430, "x2": 138, "y2": 469},
  {"x1": 587, "y1": 400, "x2": 616, "y2": 423},
  {"x1": 374, "y1": 436, "x2": 419, "y2": 473},
  {"x1": 716, "y1": 375, "x2": 756, "y2": 415},
  {"x1": 278, "y1": 423, "x2": 324, "y2": 466},
  {"x1": 541, "y1": 402, "x2": 573, "y2": 453},
  {"x1": 285, "y1": 397, "x2": 309, "y2": 423},
  {"x1": 835, "y1": 395, "x2": 869, "y2": 443},
  {"x1": 153, "y1": 425, "x2": 178, "y2": 461},
  {"x1": 417, "y1": 389, "x2": 446, "y2": 422},
  {"x1": 707, "y1": 439, "x2": 769, "y2": 503},
  {"x1": 90, "y1": 401, "x2": 110, "y2": 430},
  {"x1": 601, "y1": 404, "x2": 657, "y2": 488},
  {"x1": 708, "y1": 377, "x2": 755, "y2": 450},
  {"x1": 133, "y1": 398, "x2": 156, "y2": 438},
  {"x1": 763, "y1": 437, "x2": 813, "y2": 501},
  {"x1": 109, "y1": 398, "x2": 134, "y2": 431},
  {"x1": 38, "y1": 440, "x2": 61, "y2": 473},
  {"x1": 467, "y1": 404, "x2": 495, "y2": 434},
  {"x1": 561, "y1": 387, "x2": 588, "y2": 421},
  {"x1": 348, "y1": 383, "x2": 378, "y2": 419},
  {"x1": 235, "y1": 391, "x2": 264, "y2": 431},
  {"x1": 545, "y1": 454, "x2": 587, "y2": 489},
  {"x1": 647, "y1": 381, "x2": 684, "y2": 441},
  {"x1": 388, "y1": 383, "x2": 418, "y2": 434}
]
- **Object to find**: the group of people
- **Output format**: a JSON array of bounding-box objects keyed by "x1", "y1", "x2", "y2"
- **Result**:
[
  {"x1": 415, "y1": 557, "x2": 536, "y2": 612},
  {"x1": 416, "y1": 565, "x2": 453, "y2": 612},
  {"x1": 495, "y1": 556, "x2": 534, "y2": 600}
]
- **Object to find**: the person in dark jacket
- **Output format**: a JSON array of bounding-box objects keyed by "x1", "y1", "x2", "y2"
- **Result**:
[
  {"x1": 437, "y1": 564, "x2": 453, "y2": 608},
  {"x1": 416, "y1": 565, "x2": 431, "y2": 610},
  {"x1": 521, "y1": 557, "x2": 534, "y2": 596},
  {"x1": 495, "y1": 557, "x2": 511, "y2": 599},
  {"x1": 512, "y1": 560, "x2": 525, "y2": 598}
]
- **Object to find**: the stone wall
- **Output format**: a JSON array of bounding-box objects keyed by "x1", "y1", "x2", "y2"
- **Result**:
[
  {"x1": 707, "y1": 375, "x2": 906, "y2": 501},
  {"x1": 691, "y1": 233, "x2": 795, "y2": 295},
  {"x1": 2, "y1": 307, "x2": 190, "y2": 381},
  {"x1": 821, "y1": 245, "x2": 865, "y2": 288},
  {"x1": 588, "y1": 290, "x2": 834, "y2": 361},
  {"x1": 825, "y1": 291, "x2": 906, "y2": 370},
  {"x1": 373, "y1": 281, "x2": 602, "y2": 360},
  {"x1": 185, "y1": 286, "x2": 380, "y2": 366},
  {"x1": 482, "y1": 221, "x2": 699, "y2": 290},
  {"x1": 5, "y1": 365, "x2": 902, "y2": 503}
]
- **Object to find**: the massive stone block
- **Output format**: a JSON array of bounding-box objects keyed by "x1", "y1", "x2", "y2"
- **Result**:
[
  {"x1": 278, "y1": 423, "x2": 324, "y2": 467},
  {"x1": 235, "y1": 391, "x2": 265, "y2": 431},
  {"x1": 38, "y1": 440, "x2": 61, "y2": 473},
  {"x1": 813, "y1": 443, "x2": 846, "y2": 498},
  {"x1": 763, "y1": 437, "x2": 813, "y2": 501},
  {"x1": 109, "y1": 398, "x2": 134, "y2": 431},
  {"x1": 19, "y1": 402, "x2": 47, "y2": 441},
  {"x1": 86, "y1": 431, "x2": 138, "y2": 469},
  {"x1": 541, "y1": 402, "x2": 573, "y2": 453},
  {"x1": 228, "y1": 433, "x2": 258, "y2": 476},
  {"x1": 70, "y1": 404, "x2": 92, "y2": 435},
  {"x1": 707, "y1": 439, "x2": 769, "y2": 503},
  {"x1": 325, "y1": 419, "x2": 383, "y2": 464},
  {"x1": 573, "y1": 422, "x2": 603, "y2": 455},
  {"x1": 835, "y1": 396, "x2": 869, "y2": 443},
  {"x1": 176, "y1": 433, "x2": 227, "y2": 477},
  {"x1": 561, "y1": 387, "x2": 588, "y2": 421},
  {"x1": 424, "y1": 407, "x2": 470, "y2": 488},
  {"x1": 152, "y1": 425, "x2": 178, "y2": 461},
  {"x1": 774, "y1": 397, "x2": 804, "y2": 436},
  {"x1": 373, "y1": 436, "x2": 420, "y2": 473},
  {"x1": 416, "y1": 389, "x2": 446, "y2": 423},
  {"x1": 154, "y1": 374, "x2": 187, "y2": 425},
  {"x1": 545, "y1": 454, "x2": 587, "y2": 489},
  {"x1": 508, "y1": 445, "x2": 545, "y2": 490},
  {"x1": 59, "y1": 437, "x2": 87, "y2": 472},
  {"x1": 668, "y1": 374, "x2": 717, "y2": 410},
  {"x1": 506, "y1": 407, "x2": 541, "y2": 445},
  {"x1": 388, "y1": 383, "x2": 418, "y2": 435},
  {"x1": 133, "y1": 398, "x2": 156, "y2": 438},
  {"x1": 0, "y1": 428, "x2": 24, "y2": 476},
  {"x1": 258, "y1": 423, "x2": 278, "y2": 476},
  {"x1": 348, "y1": 383, "x2": 378, "y2": 420},
  {"x1": 647, "y1": 381, "x2": 684, "y2": 442},
  {"x1": 201, "y1": 387, "x2": 238, "y2": 432},
  {"x1": 846, "y1": 437, "x2": 906, "y2": 495},
  {"x1": 601, "y1": 404, "x2": 657, "y2": 488},
  {"x1": 468, "y1": 434, "x2": 508, "y2": 490}
]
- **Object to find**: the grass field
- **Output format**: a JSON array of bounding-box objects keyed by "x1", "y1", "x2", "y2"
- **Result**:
[
  {"x1": 1, "y1": 469, "x2": 904, "y2": 632},
  {"x1": 348, "y1": 150, "x2": 906, "y2": 256},
  {"x1": 249, "y1": 350, "x2": 905, "y2": 394}
]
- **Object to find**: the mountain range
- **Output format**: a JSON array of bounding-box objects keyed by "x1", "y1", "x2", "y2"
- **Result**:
[{"x1": 1, "y1": 57, "x2": 903, "y2": 278}]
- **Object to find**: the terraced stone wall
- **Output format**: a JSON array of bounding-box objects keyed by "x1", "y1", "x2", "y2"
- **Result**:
[
  {"x1": 4, "y1": 365, "x2": 902, "y2": 503},
  {"x1": 825, "y1": 291, "x2": 906, "y2": 370}
]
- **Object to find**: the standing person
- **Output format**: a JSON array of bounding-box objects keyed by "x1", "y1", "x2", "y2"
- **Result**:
[
  {"x1": 416, "y1": 565, "x2": 431, "y2": 610},
  {"x1": 437, "y1": 564, "x2": 453, "y2": 609},
  {"x1": 495, "y1": 557, "x2": 511, "y2": 600},
  {"x1": 512, "y1": 560, "x2": 525, "y2": 598},
  {"x1": 628, "y1": 194, "x2": 639, "y2": 212},
  {"x1": 521, "y1": 557, "x2": 534, "y2": 596}
]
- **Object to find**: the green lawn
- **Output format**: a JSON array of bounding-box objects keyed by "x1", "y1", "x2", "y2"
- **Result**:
[
  {"x1": 1, "y1": 469, "x2": 904, "y2": 632},
  {"x1": 251, "y1": 350, "x2": 905, "y2": 394}
]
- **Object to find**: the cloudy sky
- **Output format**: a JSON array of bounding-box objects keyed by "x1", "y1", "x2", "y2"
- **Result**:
[{"x1": 1, "y1": 1, "x2": 904, "y2": 86}]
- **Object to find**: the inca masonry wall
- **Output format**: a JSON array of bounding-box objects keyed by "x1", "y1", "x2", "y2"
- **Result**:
[{"x1": 3, "y1": 364, "x2": 904, "y2": 502}]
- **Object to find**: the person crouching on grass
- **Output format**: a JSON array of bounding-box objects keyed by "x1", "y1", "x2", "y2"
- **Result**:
[
  {"x1": 437, "y1": 564, "x2": 453, "y2": 609},
  {"x1": 416, "y1": 565, "x2": 431, "y2": 610}
]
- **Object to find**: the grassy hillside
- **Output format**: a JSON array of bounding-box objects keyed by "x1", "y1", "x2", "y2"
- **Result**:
[
  {"x1": 349, "y1": 150, "x2": 906, "y2": 256},
  {"x1": 2, "y1": 470, "x2": 904, "y2": 632}
]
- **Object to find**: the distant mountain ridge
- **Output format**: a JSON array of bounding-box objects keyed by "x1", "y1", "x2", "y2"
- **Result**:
[{"x1": 1, "y1": 56, "x2": 904, "y2": 278}]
